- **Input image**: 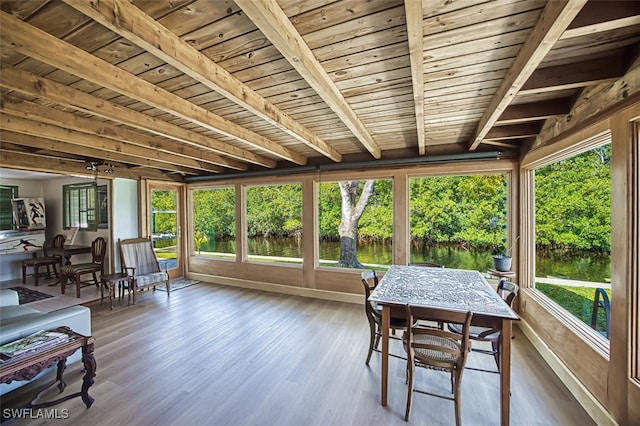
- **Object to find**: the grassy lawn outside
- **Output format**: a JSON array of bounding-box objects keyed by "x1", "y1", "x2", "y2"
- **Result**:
[{"x1": 536, "y1": 283, "x2": 610, "y2": 337}]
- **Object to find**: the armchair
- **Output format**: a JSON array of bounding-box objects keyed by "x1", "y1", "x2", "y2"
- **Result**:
[{"x1": 118, "y1": 237, "x2": 170, "y2": 304}]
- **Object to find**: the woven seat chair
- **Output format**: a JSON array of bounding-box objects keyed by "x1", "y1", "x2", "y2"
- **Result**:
[
  {"x1": 60, "y1": 237, "x2": 107, "y2": 298},
  {"x1": 403, "y1": 305, "x2": 473, "y2": 425},
  {"x1": 22, "y1": 234, "x2": 65, "y2": 286},
  {"x1": 361, "y1": 270, "x2": 408, "y2": 365}
]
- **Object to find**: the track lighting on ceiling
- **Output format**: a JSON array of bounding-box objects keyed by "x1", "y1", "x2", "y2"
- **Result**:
[{"x1": 85, "y1": 161, "x2": 115, "y2": 182}]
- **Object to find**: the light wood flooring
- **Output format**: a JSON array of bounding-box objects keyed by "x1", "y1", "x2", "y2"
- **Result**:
[{"x1": 1, "y1": 281, "x2": 596, "y2": 425}]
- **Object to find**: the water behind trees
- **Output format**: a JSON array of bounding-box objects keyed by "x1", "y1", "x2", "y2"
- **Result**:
[{"x1": 200, "y1": 237, "x2": 611, "y2": 282}]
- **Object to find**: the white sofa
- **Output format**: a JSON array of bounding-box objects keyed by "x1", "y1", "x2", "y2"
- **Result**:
[{"x1": 0, "y1": 289, "x2": 92, "y2": 395}]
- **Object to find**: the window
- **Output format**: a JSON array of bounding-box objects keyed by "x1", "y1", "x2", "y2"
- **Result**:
[
  {"x1": 97, "y1": 185, "x2": 108, "y2": 229},
  {"x1": 318, "y1": 179, "x2": 393, "y2": 269},
  {"x1": 63, "y1": 182, "x2": 97, "y2": 231},
  {"x1": 0, "y1": 185, "x2": 18, "y2": 230},
  {"x1": 409, "y1": 174, "x2": 507, "y2": 271},
  {"x1": 533, "y1": 143, "x2": 611, "y2": 341},
  {"x1": 192, "y1": 187, "x2": 236, "y2": 258},
  {"x1": 246, "y1": 183, "x2": 302, "y2": 263}
]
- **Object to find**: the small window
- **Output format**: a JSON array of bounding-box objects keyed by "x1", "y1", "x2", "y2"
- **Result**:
[
  {"x1": 63, "y1": 182, "x2": 97, "y2": 231},
  {"x1": 0, "y1": 185, "x2": 18, "y2": 230}
]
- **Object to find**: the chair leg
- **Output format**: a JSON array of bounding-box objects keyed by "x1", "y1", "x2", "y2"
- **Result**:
[
  {"x1": 22, "y1": 264, "x2": 27, "y2": 284},
  {"x1": 61, "y1": 274, "x2": 67, "y2": 294},
  {"x1": 76, "y1": 274, "x2": 82, "y2": 298},
  {"x1": 404, "y1": 359, "x2": 415, "y2": 421},
  {"x1": 492, "y1": 339, "x2": 501, "y2": 372},
  {"x1": 366, "y1": 321, "x2": 376, "y2": 365},
  {"x1": 453, "y1": 368, "x2": 464, "y2": 426},
  {"x1": 34, "y1": 265, "x2": 40, "y2": 286}
]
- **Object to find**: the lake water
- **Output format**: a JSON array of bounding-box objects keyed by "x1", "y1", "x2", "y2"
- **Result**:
[{"x1": 200, "y1": 237, "x2": 611, "y2": 282}]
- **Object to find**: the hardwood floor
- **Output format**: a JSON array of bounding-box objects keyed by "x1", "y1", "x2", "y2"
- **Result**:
[{"x1": 1, "y1": 282, "x2": 596, "y2": 425}]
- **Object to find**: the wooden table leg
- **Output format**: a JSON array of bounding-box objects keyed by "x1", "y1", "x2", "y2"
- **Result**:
[
  {"x1": 381, "y1": 306, "x2": 390, "y2": 406},
  {"x1": 80, "y1": 342, "x2": 96, "y2": 408},
  {"x1": 500, "y1": 319, "x2": 512, "y2": 426}
]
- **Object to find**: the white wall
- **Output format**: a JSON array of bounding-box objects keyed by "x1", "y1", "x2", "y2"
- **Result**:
[
  {"x1": 0, "y1": 175, "x2": 118, "y2": 281},
  {"x1": 112, "y1": 178, "x2": 139, "y2": 272},
  {"x1": 0, "y1": 178, "x2": 46, "y2": 281}
]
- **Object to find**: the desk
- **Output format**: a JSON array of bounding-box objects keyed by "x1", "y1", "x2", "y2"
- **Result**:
[
  {"x1": 46, "y1": 245, "x2": 91, "y2": 266},
  {"x1": 0, "y1": 326, "x2": 96, "y2": 414},
  {"x1": 369, "y1": 265, "x2": 519, "y2": 426}
]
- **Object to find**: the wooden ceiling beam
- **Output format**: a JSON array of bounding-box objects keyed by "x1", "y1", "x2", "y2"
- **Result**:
[
  {"x1": 0, "y1": 66, "x2": 275, "y2": 169},
  {"x1": 497, "y1": 99, "x2": 572, "y2": 124},
  {"x1": 235, "y1": 0, "x2": 381, "y2": 159},
  {"x1": 520, "y1": 55, "x2": 626, "y2": 94},
  {"x1": 468, "y1": 0, "x2": 587, "y2": 151},
  {"x1": 64, "y1": 0, "x2": 341, "y2": 163},
  {"x1": 2, "y1": 130, "x2": 199, "y2": 177},
  {"x1": 404, "y1": 0, "x2": 426, "y2": 155},
  {"x1": 485, "y1": 123, "x2": 542, "y2": 140},
  {"x1": 562, "y1": 1, "x2": 640, "y2": 40},
  {"x1": 1, "y1": 97, "x2": 247, "y2": 171},
  {"x1": 0, "y1": 149, "x2": 182, "y2": 182},
  {"x1": 0, "y1": 116, "x2": 221, "y2": 174},
  {"x1": 0, "y1": 11, "x2": 306, "y2": 165}
]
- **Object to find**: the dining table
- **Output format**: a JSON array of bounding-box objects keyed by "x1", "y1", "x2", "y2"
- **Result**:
[
  {"x1": 46, "y1": 244, "x2": 91, "y2": 266},
  {"x1": 368, "y1": 265, "x2": 520, "y2": 426},
  {"x1": 45, "y1": 244, "x2": 91, "y2": 286}
]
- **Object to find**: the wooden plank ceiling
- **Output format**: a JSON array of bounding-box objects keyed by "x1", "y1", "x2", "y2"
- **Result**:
[{"x1": 0, "y1": 0, "x2": 638, "y2": 181}]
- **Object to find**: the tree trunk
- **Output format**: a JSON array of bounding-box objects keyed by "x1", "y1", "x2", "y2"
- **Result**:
[{"x1": 337, "y1": 180, "x2": 375, "y2": 268}]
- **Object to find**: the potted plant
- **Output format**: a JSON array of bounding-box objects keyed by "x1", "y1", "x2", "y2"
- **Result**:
[
  {"x1": 489, "y1": 216, "x2": 516, "y2": 272},
  {"x1": 194, "y1": 230, "x2": 208, "y2": 255}
]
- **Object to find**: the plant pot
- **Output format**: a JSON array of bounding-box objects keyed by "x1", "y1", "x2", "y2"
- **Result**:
[{"x1": 492, "y1": 255, "x2": 512, "y2": 272}]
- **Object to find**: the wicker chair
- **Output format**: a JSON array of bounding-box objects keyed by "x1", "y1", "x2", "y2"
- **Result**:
[
  {"x1": 60, "y1": 237, "x2": 107, "y2": 298},
  {"x1": 22, "y1": 234, "x2": 65, "y2": 286},
  {"x1": 403, "y1": 305, "x2": 473, "y2": 424},
  {"x1": 361, "y1": 270, "x2": 408, "y2": 365}
]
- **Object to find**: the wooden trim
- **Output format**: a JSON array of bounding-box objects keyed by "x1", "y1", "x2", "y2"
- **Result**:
[
  {"x1": 404, "y1": 0, "x2": 425, "y2": 155},
  {"x1": 518, "y1": 317, "x2": 616, "y2": 426},
  {"x1": 189, "y1": 272, "x2": 362, "y2": 305}
]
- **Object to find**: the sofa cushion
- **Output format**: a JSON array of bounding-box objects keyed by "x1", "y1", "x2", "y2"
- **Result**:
[{"x1": 0, "y1": 305, "x2": 41, "y2": 322}]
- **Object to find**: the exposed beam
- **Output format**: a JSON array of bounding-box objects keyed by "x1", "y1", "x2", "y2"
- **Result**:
[
  {"x1": 64, "y1": 0, "x2": 341, "y2": 163},
  {"x1": 0, "y1": 130, "x2": 201, "y2": 178},
  {"x1": 0, "y1": 11, "x2": 306, "y2": 165},
  {"x1": 561, "y1": 0, "x2": 640, "y2": 40},
  {"x1": 0, "y1": 66, "x2": 276, "y2": 169},
  {"x1": 485, "y1": 123, "x2": 542, "y2": 140},
  {"x1": 0, "y1": 149, "x2": 181, "y2": 182},
  {"x1": 497, "y1": 99, "x2": 572, "y2": 124},
  {"x1": 235, "y1": 0, "x2": 381, "y2": 159},
  {"x1": 469, "y1": 0, "x2": 587, "y2": 150},
  {"x1": 0, "y1": 115, "x2": 219, "y2": 174},
  {"x1": 404, "y1": 0, "x2": 426, "y2": 155},
  {"x1": 520, "y1": 55, "x2": 626, "y2": 94},
  {"x1": 1, "y1": 97, "x2": 247, "y2": 171}
]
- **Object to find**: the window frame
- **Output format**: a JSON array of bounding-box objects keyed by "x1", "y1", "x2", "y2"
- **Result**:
[
  {"x1": 0, "y1": 185, "x2": 18, "y2": 231},
  {"x1": 521, "y1": 130, "x2": 612, "y2": 356},
  {"x1": 63, "y1": 182, "x2": 98, "y2": 231}
]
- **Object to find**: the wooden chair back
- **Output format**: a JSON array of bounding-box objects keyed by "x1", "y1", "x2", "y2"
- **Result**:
[{"x1": 409, "y1": 262, "x2": 445, "y2": 268}]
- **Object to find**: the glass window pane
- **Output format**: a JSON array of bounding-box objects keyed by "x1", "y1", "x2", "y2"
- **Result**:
[
  {"x1": 192, "y1": 187, "x2": 236, "y2": 258},
  {"x1": 533, "y1": 144, "x2": 611, "y2": 341},
  {"x1": 409, "y1": 174, "x2": 507, "y2": 271},
  {"x1": 318, "y1": 179, "x2": 393, "y2": 269},
  {"x1": 246, "y1": 183, "x2": 302, "y2": 263},
  {"x1": 0, "y1": 186, "x2": 18, "y2": 230}
]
